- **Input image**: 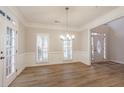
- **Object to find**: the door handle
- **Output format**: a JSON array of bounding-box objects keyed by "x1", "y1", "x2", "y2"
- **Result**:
[
  {"x1": 0, "y1": 57, "x2": 2, "y2": 60},
  {"x1": 0, "y1": 51, "x2": 3, "y2": 54},
  {"x1": 2, "y1": 57, "x2": 5, "y2": 59},
  {"x1": 0, "y1": 57, "x2": 5, "y2": 60}
]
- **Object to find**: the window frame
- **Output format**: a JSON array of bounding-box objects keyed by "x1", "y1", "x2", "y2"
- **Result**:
[
  {"x1": 36, "y1": 34, "x2": 49, "y2": 63},
  {"x1": 63, "y1": 39, "x2": 73, "y2": 60}
]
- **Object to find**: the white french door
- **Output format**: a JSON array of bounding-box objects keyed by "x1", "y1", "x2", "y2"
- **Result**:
[
  {"x1": 5, "y1": 25, "x2": 17, "y2": 86},
  {"x1": 4, "y1": 21, "x2": 17, "y2": 86},
  {"x1": 0, "y1": 16, "x2": 17, "y2": 86}
]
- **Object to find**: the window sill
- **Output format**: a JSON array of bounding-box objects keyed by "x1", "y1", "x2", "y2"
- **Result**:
[
  {"x1": 36, "y1": 61, "x2": 48, "y2": 64},
  {"x1": 63, "y1": 59, "x2": 73, "y2": 61}
]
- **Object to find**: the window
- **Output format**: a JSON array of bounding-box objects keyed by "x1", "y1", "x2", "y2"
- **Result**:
[
  {"x1": 5, "y1": 27, "x2": 16, "y2": 77},
  {"x1": 36, "y1": 34, "x2": 48, "y2": 63},
  {"x1": 104, "y1": 34, "x2": 107, "y2": 59},
  {"x1": 63, "y1": 39, "x2": 72, "y2": 60}
]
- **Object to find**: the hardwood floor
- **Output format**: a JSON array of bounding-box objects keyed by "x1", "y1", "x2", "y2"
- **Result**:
[{"x1": 9, "y1": 62, "x2": 124, "y2": 87}]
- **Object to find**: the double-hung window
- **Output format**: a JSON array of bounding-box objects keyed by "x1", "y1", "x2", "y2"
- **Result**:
[
  {"x1": 36, "y1": 34, "x2": 48, "y2": 63},
  {"x1": 63, "y1": 39, "x2": 72, "y2": 60}
]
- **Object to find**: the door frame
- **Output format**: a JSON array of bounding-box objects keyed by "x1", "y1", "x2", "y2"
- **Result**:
[
  {"x1": 0, "y1": 16, "x2": 6, "y2": 87},
  {"x1": 4, "y1": 20, "x2": 18, "y2": 86},
  {"x1": 0, "y1": 15, "x2": 18, "y2": 86},
  {"x1": 90, "y1": 30, "x2": 107, "y2": 64}
]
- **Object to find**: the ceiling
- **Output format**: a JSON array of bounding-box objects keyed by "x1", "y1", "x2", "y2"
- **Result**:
[{"x1": 16, "y1": 6, "x2": 117, "y2": 28}]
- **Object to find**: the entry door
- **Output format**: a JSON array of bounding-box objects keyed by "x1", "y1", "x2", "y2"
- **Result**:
[
  {"x1": 4, "y1": 21, "x2": 17, "y2": 86},
  {"x1": 91, "y1": 33, "x2": 106, "y2": 63},
  {"x1": 0, "y1": 16, "x2": 17, "y2": 86}
]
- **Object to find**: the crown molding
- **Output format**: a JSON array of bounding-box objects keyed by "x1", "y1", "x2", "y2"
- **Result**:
[
  {"x1": 5, "y1": 6, "x2": 123, "y2": 32},
  {"x1": 4, "y1": 6, "x2": 81, "y2": 31},
  {"x1": 79, "y1": 7, "x2": 124, "y2": 31},
  {"x1": 7, "y1": 6, "x2": 27, "y2": 26},
  {"x1": 25, "y1": 22, "x2": 81, "y2": 31}
]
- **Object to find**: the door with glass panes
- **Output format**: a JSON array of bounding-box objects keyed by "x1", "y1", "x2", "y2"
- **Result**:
[
  {"x1": 0, "y1": 17, "x2": 17, "y2": 86},
  {"x1": 4, "y1": 21, "x2": 17, "y2": 86},
  {"x1": 91, "y1": 32, "x2": 107, "y2": 63}
]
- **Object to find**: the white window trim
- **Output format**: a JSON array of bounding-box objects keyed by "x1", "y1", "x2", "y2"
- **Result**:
[
  {"x1": 63, "y1": 39, "x2": 73, "y2": 60},
  {"x1": 36, "y1": 33, "x2": 49, "y2": 63}
]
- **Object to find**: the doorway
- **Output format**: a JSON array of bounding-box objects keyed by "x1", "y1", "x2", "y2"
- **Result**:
[
  {"x1": 0, "y1": 15, "x2": 17, "y2": 87},
  {"x1": 90, "y1": 25, "x2": 108, "y2": 63}
]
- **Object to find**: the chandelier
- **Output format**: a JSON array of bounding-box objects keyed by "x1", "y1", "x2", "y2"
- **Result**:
[{"x1": 60, "y1": 7, "x2": 75, "y2": 40}]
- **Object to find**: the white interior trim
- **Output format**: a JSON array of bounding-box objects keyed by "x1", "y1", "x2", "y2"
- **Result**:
[
  {"x1": 110, "y1": 60, "x2": 124, "y2": 64},
  {"x1": 80, "y1": 7, "x2": 124, "y2": 31},
  {"x1": 8, "y1": 6, "x2": 124, "y2": 32},
  {"x1": 25, "y1": 51, "x2": 90, "y2": 67},
  {"x1": 25, "y1": 23, "x2": 80, "y2": 31}
]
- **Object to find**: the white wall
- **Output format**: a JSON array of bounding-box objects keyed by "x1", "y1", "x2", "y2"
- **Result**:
[
  {"x1": 107, "y1": 17, "x2": 124, "y2": 64},
  {"x1": 16, "y1": 22, "x2": 26, "y2": 76},
  {"x1": 25, "y1": 27, "x2": 90, "y2": 66},
  {"x1": 80, "y1": 29, "x2": 91, "y2": 65},
  {"x1": 0, "y1": 7, "x2": 26, "y2": 86}
]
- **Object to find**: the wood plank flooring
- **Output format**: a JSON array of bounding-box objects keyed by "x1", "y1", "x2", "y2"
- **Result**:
[{"x1": 9, "y1": 62, "x2": 124, "y2": 87}]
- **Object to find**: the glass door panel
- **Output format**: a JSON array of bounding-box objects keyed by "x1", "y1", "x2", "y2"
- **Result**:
[{"x1": 5, "y1": 27, "x2": 16, "y2": 78}]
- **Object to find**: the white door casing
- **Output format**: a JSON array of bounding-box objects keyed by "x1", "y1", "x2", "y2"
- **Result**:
[
  {"x1": 91, "y1": 32, "x2": 107, "y2": 63},
  {"x1": 0, "y1": 14, "x2": 17, "y2": 86},
  {"x1": 0, "y1": 16, "x2": 6, "y2": 87},
  {"x1": 0, "y1": 17, "x2": 4, "y2": 87},
  {"x1": 4, "y1": 20, "x2": 17, "y2": 86}
]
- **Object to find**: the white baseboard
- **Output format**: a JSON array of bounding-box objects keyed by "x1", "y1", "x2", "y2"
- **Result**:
[
  {"x1": 25, "y1": 51, "x2": 91, "y2": 67},
  {"x1": 26, "y1": 61, "x2": 81, "y2": 68},
  {"x1": 110, "y1": 60, "x2": 124, "y2": 64},
  {"x1": 81, "y1": 61, "x2": 91, "y2": 65},
  {"x1": 16, "y1": 66, "x2": 25, "y2": 76}
]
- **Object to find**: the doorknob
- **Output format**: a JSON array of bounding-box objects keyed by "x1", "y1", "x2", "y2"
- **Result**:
[
  {"x1": 0, "y1": 57, "x2": 5, "y2": 60},
  {"x1": 0, "y1": 51, "x2": 3, "y2": 54},
  {"x1": 2, "y1": 57, "x2": 5, "y2": 59},
  {"x1": 0, "y1": 57, "x2": 2, "y2": 60}
]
